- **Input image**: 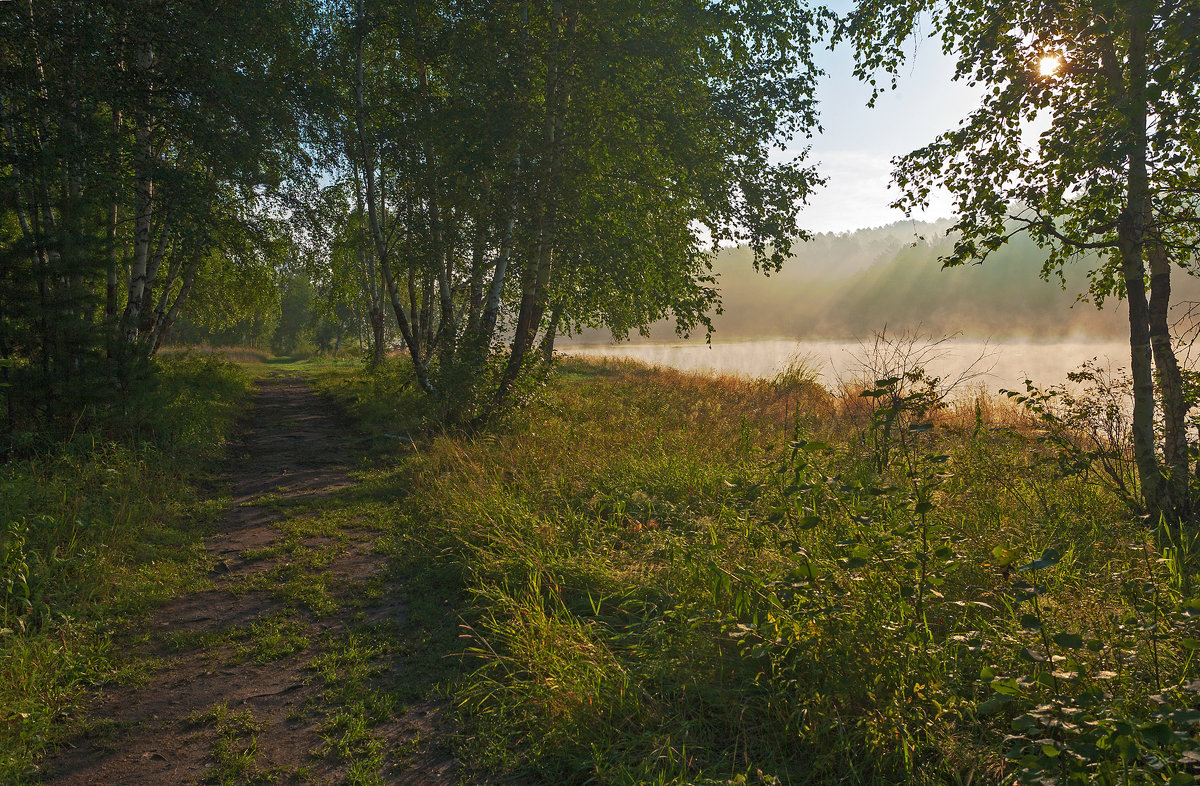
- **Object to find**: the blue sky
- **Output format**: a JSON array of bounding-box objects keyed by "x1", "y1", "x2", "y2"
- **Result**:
[{"x1": 792, "y1": 28, "x2": 981, "y2": 233}]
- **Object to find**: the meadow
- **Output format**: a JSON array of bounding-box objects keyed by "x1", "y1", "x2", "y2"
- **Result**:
[
  {"x1": 4, "y1": 350, "x2": 1194, "y2": 784},
  {"x1": 310, "y1": 354, "x2": 1198, "y2": 785}
]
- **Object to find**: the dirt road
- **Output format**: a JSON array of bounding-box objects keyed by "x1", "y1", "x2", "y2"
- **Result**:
[{"x1": 45, "y1": 373, "x2": 458, "y2": 784}]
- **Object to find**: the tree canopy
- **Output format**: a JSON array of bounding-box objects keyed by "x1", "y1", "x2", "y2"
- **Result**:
[
  {"x1": 1, "y1": 0, "x2": 319, "y2": 444},
  {"x1": 306, "y1": 0, "x2": 831, "y2": 418}
]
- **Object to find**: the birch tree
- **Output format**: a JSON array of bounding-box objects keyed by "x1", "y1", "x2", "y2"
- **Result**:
[
  {"x1": 843, "y1": 0, "x2": 1200, "y2": 521},
  {"x1": 1, "y1": 0, "x2": 318, "y2": 436},
  {"x1": 324, "y1": 0, "x2": 830, "y2": 421}
]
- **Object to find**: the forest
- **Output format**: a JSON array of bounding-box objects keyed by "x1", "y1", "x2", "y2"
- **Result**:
[{"x1": 4, "y1": 0, "x2": 1200, "y2": 784}]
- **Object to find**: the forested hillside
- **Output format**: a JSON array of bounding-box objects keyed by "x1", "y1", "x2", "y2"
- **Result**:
[{"x1": 575, "y1": 221, "x2": 1200, "y2": 343}]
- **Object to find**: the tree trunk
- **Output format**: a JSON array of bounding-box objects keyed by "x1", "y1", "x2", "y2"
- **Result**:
[
  {"x1": 1120, "y1": 2, "x2": 1166, "y2": 516},
  {"x1": 540, "y1": 305, "x2": 562, "y2": 363},
  {"x1": 149, "y1": 258, "x2": 199, "y2": 355},
  {"x1": 353, "y1": 0, "x2": 433, "y2": 393},
  {"x1": 465, "y1": 178, "x2": 491, "y2": 342},
  {"x1": 370, "y1": 306, "x2": 385, "y2": 368},
  {"x1": 495, "y1": 1, "x2": 575, "y2": 408},
  {"x1": 120, "y1": 41, "x2": 156, "y2": 348},
  {"x1": 418, "y1": 64, "x2": 456, "y2": 367},
  {"x1": 1148, "y1": 234, "x2": 1188, "y2": 516},
  {"x1": 138, "y1": 213, "x2": 173, "y2": 336},
  {"x1": 106, "y1": 198, "x2": 120, "y2": 355},
  {"x1": 351, "y1": 163, "x2": 386, "y2": 369},
  {"x1": 476, "y1": 151, "x2": 520, "y2": 356}
]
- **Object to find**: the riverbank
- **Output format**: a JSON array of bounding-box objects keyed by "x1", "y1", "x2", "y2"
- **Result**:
[
  {"x1": 313, "y1": 355, "x2": 1193, "y2": 785},
  {"x1": 562, "y1": 335, "x2": 1135, "y2": 394}
]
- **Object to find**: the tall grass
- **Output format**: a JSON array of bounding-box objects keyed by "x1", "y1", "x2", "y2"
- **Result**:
[
  {"x1": 0, "y1": 354, "x2": 253, "y2": 781},
  {"x1": 318, "y1": 355, "x2": 1200, "y2": 784}
]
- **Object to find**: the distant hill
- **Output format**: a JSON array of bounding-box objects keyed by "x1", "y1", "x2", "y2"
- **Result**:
[{"x1": 568, "y1": 220, "x2": 1200, "y2": 343}]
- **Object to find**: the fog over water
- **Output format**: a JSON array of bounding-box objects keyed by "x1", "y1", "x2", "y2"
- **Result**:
[
  {"x1": 562, "y1": 219, "x2": 1200, "y2": 391},
  {"x1": 565, "y1": 339, "x2": 1135, "y2": 393}
]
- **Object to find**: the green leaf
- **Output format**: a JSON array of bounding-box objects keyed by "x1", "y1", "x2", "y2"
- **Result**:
[
  {"x1": 796, "y1": 515, "x2": 822, "y2": 530},
  {"x1": 991, "y1": 677, "x2": 1022, "y2": 696},
  {"x1": 1019, "y1": 613, "x2": 1043, "y2": 630},
  {"x1": 976, "y1": 694, "x2": 1011, "y2": 716},
  {"x1": 1018, "y1": 548, "x2": 1061, "y2": 572},
  {"x1": 1139, "y1": 722, "x2": 1173, "y2": 744},
  {"x1": 1011, "y1": 714, "x2": 1038, "y2": 732},
  {"x1": 991, "y1": 545, "x2": 1020, "y2": 566},
  {"x1": 1052, "y1": 632, "x2": 1083, "y2": 649},
  {"x1": 1040, "y1": 744, "x2": 1060, "y2": 758},
  {"x1": 793, "y1": 562, "x2": 822, "y2": 581}
]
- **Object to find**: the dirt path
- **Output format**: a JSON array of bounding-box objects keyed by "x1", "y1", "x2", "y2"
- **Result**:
[{"x1": 45, "y1": 373, "x2": 459, "y2": 785}]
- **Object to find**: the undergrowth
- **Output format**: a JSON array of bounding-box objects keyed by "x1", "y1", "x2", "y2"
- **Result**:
[
  {"x1": 315, "y1": 354, "x2": 1200, "y2": 784},
  {"x1": 0, "y1": 354, "x2": 253, "y2": 781}
]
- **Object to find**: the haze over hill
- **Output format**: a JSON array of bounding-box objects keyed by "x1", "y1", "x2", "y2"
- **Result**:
[{"x1": 570, "y1": 220, "x2": 1200, "y2": 344}]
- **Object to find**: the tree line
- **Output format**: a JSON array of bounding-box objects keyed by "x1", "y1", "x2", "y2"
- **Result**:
[
  {"x1": 1, "y1": 0, "x2": 313, "y2": 443},
  {"x1": 5, "y1": 0, "x2": 1200, "y2": 523}
]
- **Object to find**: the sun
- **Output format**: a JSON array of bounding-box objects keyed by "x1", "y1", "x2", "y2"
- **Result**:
[{"x1": 1038, "y1": 55, "x2": 1062, "y2": 77}]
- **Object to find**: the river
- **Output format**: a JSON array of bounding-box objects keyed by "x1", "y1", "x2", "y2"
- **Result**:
[{"x1": 564, "y1": 338, "x2": 1138, "y2": 394}]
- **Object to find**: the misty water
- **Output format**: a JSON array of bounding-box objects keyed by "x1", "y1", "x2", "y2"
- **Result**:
[{"x1": 565, "y1": 338, "x2": 1139, "y2": 394}]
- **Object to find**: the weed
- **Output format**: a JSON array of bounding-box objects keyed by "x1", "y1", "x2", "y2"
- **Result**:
[{"x1": 189, "y1": 702, "x2": 287, "y2": 784}]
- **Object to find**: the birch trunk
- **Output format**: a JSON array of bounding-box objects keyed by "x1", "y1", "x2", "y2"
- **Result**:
[
  {"x1": 1148, "y1": 234, "x2": 1188, "y2": 515},
  {"x1": 350, "y1": 163, "x2": 386, "y2": 368},
  {"x1": 1119, "y1": 3, "x2": 1166, "y2": 515},
  {"x1": 148, "y1": 259, "x2": 199, "y2": 354},
  {"x1": 353, "y1": 1, "x2": 433, "y2": 393},
  {"x1": 496, "y1": 2, "x2": 575, "y2": 407},
  {"x1": 476, "y1": 151, "x2": 520, "y2": 354},
  {"x1": 418, "y1": 65, "x2": 456, "y2": 364},
  {"x1": 120, "y1": 42, "x2": 156, "y2": 347}
]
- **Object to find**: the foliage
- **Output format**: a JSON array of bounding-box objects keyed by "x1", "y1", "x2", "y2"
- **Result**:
[
  {"x1": 314, "y1": 0, "x2": 830, "y2": 419},
  {"x1": 1003, "y1": 362, "x2": 1140, "y2": 510},
  {"x1": 839, "y1": 0, "x2": 1200, "y2": 519},
  {"x1": 0, "y1": 0, "x2": 317, "y2": 438}
]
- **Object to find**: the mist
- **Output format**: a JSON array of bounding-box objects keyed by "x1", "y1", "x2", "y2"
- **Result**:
[{"x1": 568, "y1": 220, "x2": 1200, "y2": 346}]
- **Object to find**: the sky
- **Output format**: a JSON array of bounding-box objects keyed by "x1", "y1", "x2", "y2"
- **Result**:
[{"x1": 792, "y1": 29, "x2": 982, "y2": 234}]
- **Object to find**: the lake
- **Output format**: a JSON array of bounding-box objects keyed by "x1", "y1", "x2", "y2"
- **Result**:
[{"x1": 564, "y1": 338, "x2": 1136, "y2": 394}]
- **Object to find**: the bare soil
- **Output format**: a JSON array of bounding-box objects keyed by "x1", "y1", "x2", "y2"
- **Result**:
[{"x1": 44, "y1": 374, "x2": 461, "y2": 785}]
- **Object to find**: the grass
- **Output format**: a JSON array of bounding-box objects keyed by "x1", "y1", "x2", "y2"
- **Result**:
[
  {"x1": 312, "y1": 354, "x2": 1199, "y2": 785},
  {"x1": 7, "y1": 347, "x2": 1186, "y2": 783},
  {"x1": 0, "y1": 353, "x2": 254, "y2": 782},
  {"x1": 188, "y1": 701, "x2": 295, "y2": 784}
]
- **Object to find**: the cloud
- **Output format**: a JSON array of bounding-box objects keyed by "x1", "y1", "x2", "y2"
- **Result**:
[{"x1": 801, "y1": 150, "x2": 956, "y2": 233}]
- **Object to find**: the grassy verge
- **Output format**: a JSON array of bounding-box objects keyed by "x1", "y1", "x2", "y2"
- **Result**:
[
  {"x1": 313, "y1": 356, "x2": 1200, "y2": 784},
  {"x1": 0, "y1": 354, "x2": 254, "y2": 781}
]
